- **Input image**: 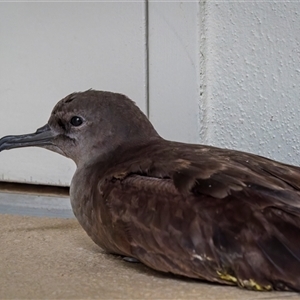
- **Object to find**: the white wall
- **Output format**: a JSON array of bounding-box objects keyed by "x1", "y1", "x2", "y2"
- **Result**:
[
  {"x1": 148, "y1": 2, "x2": 200, "y2": 143},
  {"x1": 0, "y1": 2, "x2": 147, "y2": 185},
  {"x1": 0, "y1": 1, "x2": 300, "y2": 187},
  {"x1": 201, "y1": 1, "x2": 300, "y2": 165}
]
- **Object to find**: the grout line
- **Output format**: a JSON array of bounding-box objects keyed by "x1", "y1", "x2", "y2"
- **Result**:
[{"x1": 145, "y1": 0, "x2": 150, "y2": 118}]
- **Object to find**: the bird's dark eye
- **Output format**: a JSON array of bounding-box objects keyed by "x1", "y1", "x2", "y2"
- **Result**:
[{"x1": 70, "y1": 116, "x2": 83, "y2": 127}]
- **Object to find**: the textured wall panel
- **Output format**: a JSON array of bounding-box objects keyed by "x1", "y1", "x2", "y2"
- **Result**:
[{"x1": 202, "y1": 2, "x2": 300, "y2": 165}]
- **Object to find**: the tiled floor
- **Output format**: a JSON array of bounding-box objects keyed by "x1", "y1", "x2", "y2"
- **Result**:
[{"x1": 0, "y1": 192, "x2": 299, "y2": 299}]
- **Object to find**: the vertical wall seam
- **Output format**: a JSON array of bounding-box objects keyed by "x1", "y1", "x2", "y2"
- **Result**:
[
  {"x1": 145, "y1": 0, "x2": 150, "y2": 118},
  {"x1": 198, "y1": 0, "x2": 209, "y2": 144}
]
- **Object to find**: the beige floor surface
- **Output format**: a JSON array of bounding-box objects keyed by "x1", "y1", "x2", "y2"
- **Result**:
[{"x1": 0, "y1": 214, "x2": 299, "y2": 300}]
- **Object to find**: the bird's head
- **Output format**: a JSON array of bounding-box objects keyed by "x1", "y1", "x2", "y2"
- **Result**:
[{"x1": 0, "y1": 90, "x2": 159, "y2": 167}]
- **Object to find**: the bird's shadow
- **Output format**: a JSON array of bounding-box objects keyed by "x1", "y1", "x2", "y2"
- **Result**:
[{"x1": 74, "y1": 236, "x2": 226, "y2": 287}]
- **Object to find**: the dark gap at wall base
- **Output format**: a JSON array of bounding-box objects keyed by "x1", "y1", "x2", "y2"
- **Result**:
[{"x1": 0, "y1": 181, "x2": 69, "y2": 197}]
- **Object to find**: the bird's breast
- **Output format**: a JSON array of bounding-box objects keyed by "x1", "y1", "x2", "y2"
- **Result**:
[{"x1": 70, "y1": 169, "x2": 132, "y2": 256}]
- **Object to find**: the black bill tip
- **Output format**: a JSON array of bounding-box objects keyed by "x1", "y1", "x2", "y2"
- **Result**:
[{"x1": 0, "y1": 124, "x2": 56, "y2": 152}]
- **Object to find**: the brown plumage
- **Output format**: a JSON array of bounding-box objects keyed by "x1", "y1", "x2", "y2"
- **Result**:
[{"x1": 1, "y1": 90, "x2": 300, "y2": 291}]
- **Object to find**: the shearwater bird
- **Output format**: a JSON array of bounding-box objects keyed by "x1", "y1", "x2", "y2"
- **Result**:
[{"x1": 0, "y1": 90, "x2": 300, "y2": 292}]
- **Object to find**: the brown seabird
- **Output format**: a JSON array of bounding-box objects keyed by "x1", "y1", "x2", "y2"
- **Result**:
[{"x1": 0, "y1": 90, "x2": 300, "y2": 292}]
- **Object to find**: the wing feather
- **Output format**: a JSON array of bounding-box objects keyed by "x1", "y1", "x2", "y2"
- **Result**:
[{"x1": 97, "y1": 142, "x2": 300, "y2": 291}]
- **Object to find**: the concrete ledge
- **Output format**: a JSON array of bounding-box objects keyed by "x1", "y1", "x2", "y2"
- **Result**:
[{"x1": 0, "y1": 191, "x2": 73, "y2": 218}]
